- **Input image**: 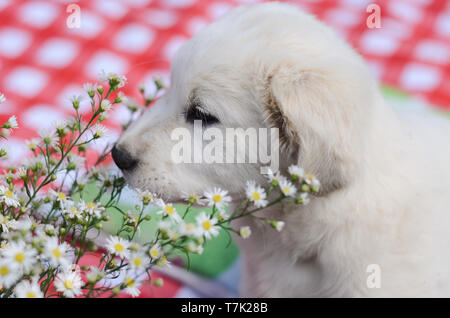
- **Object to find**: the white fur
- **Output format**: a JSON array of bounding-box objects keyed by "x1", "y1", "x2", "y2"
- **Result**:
[{"x1": 116, "y1": 3, "x2": 450, "y2": 297}]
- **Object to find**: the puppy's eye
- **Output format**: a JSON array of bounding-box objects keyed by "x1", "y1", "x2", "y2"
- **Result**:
[{"x1": 185, "y1": 107, "x2": 219, "y2": 125}]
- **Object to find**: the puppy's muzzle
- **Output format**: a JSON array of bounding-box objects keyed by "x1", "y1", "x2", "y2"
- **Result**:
[{"x1": 111, "y1": 145, "x2": 139, "y2": 171}]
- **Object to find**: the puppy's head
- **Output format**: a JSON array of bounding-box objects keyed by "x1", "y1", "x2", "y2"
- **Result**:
[{"x1": 113, "y1": 3, "x2": 378, "y2": 200}]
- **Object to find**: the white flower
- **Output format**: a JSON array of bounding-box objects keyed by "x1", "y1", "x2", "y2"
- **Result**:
[
  {"x1": 0, "y1": 261, "x2": 20, "y2": 288},
  {"x1": 98, "y1": 70, "x2": 127, "y2": 88},
  {"x1": 38, "y1": 128, "x2": 57, "y2": 148},
  {"x1": 49, "y1": 189, "x2": 68, "y2": 204},
  {"x1": 2, "y1": 241, "x2": 37, "y2": 273},
  {"x1": 135, "y1": 189, "x2": 154, "y2": 205},
  {"x1": 296, "y1": 192, "x2": 310, "y2": 205},
  {"x1": 187, "y1": 242, "x2": 204, "y2": 255},
  {"x1": 64, "y1": 202, "x2": 85, "y2": 220},
  {"x1": 158, "y1": 220, "x2": 172, "y2": 233},
  {"x1": 25, "y1": 138, "x2": 40, "y2": 151},
  {"x1": 43, "y1": 237, "x2": 71, "y2": 268},
  {"x1": 245, "y1": 181, "x2": 268, "y2": 208},
  {"x1": 123, "y1": 274, "x2": 142, "y2": 298},
  {"x1": 79, "y1": 201, "x2": 105, "y2": 218},
  {"x1": 239, "y1": 226, "x2": 252, "y2": 239},
  {"x1": 0, "y1": 185, "x2": 20, "y2": 208},
  {"x1": 149, "y1": 243, "x2": 162, "y2": 260},
  {"x1": 196, "y1": 212, "x2": 220, "y2": 240},
  {"x1": 128, "y1": 251, "x2": 150, "y2": 271},
  {"x1": 204, "y1": 188, "x2": 231, "y2": 208},
  {"x1": 271, "y1": 221, "x2": 285, "y2": 232},
  {"x1": 288, "y1": 165, "x2": 304, "y2": 180},
  {"x1": 4, "y1": 116, "x2": 18, "y2": 129},
  {"x1": 266, "y1": 168, "x2": 281, "y2": 184},
  {"x1": 181, "y1": 192, "x2": 205, "y2": 205},
  {"x1": 91, "y1": 124, "x2": 108, "y2": 139},
  {"x1": 156, "y1": 200, "x2": 182, "y2": 223},
  {"x1": 86, "y1": 266, "x2": 104, "y2": 284},
  {"x1": 279, "y1": 177, "x2": 296, "y2": 197},
  {"x1": 0, "y1": 93, "x2": 5, "y2": 104},
  {"x1": 0, "y1": 214, "x2": 17, "y2": 233},
  {"x1": 178, "y1": 222, "x2": 201, "y2": 237},
  {"x1": 83, "y1": 83, "x2": 97, "y2": 97},
  {"x1": 100, "y1": 99, "x2": 112, "y2": 112},
  {"x1": 156, "y1": 254, "x2": 171, "y2": 268},
  {"x1": 54, "y1": 270, "x2": 83, "y2": 298},
  {"x1": 303, "y1": 173, "x2": 321, "y2": 189},
  {"x1": 106, "y1": 235, "x2": 130, "y2": 259},
  {"x1": 14, "y1": 279, "x2": 43, "y2": 298},
  {"x1": 15, "y1": 167, "x2": 27, "y2": 179}
]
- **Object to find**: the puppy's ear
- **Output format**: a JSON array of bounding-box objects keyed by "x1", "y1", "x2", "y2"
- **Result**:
[{"x1": 263, "y1": 59, "x2": 368, "y2": 195}]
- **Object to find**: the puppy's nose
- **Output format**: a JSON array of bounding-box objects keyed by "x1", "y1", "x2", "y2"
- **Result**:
[{"x1": 111, "y1": 145, "x2": 138, "y2": 171}]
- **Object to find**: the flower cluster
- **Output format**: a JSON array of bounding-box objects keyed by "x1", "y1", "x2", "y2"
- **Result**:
[{"x1": 0, "y1": 74, "x2": 319, "y2": 298}]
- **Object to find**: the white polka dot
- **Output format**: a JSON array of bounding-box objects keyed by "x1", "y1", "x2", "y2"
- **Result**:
[
  {"x1": 381, "y1": 18, "x2": 411, "y2": 39},
  {"x1": 4, "y1": 67, "x2": 48, "y2": 98},
  {"x1": 325, "y1": 9, "x2": 360, "y2": 27},
  {"x1": 163, "y1": 36, "x2": 187, "y2": 60},
  {"x1": 0, "y1": 27, "x2": 31, "y2": 58},
  {"x1": 400, "y1": 64, "x2": 442, "y2": 91},
  {"x1": 435, "y1": 13, "x2": 450, "y2": 38},
  {"x1": 85, "y1": 50, "x2": 129, "y2": 79},
  {"x1": 0, "y1": 0, "x2": 11, "y2": 11},
  {"x1": 162, "y1": 0, "x2": 196, "y2": 9},
  {"x1": 340, "y1": 0, "x2": 372, "y2": 9},
  {"x1": 208, "y1": 3, "x2": 233, "y2": 19},
  {"x1": 120, "y1": 0, "x2": 152, "y2": 7},
  {"x1": 95, "y1": 0, "x2": 128, "y2": 20},
  {"x1": 18, "y1": 1, "x2": 59, "y2": 29},
  {"x1": 68, "y1": 11, "x2": 105, "y2": 39},
  {"x1": 36, "y1": 38, "x2": 79, "y2": 68},
  {"x1": 0, "y1": 137, "x2": 28, "y2": 165},
  {"x1": 146, "y1": 9, "x2": 178, "y2": 29},
  {"x1": 388, "y1": 1, "x2": 422, "y2": 23},
  {"x1": 23, "y1": 105, "x2": 65, "y2": 130},
  {"x1": 360, "y1": 31, "x2": 399, "y2": 56},
  {"x1": 187, "y1": 17, "x2": 209, "y2": 36},
  {"x1": 0, "y1": 100, "x2": 15, "y2": 114},
  {"x1": 114, "y1": 23, "x2": 154, "y2": 54},
  {"x1": 414, "y1": 40, "x2": 450, "y2": 64}
]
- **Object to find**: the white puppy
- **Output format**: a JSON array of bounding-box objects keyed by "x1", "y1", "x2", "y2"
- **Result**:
[{"x1": 113, "y1": 3, "x2": 450, "y2": 297}]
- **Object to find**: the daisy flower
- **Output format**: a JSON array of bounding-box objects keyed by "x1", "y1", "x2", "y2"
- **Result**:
[
  {"x1": 91, "y1": 124, "x2": 108, "y2": 139},
  {"x1": 54, "y1": 270, "x2": 83, "y2": 298},
  {"x1": 156, "y1": 254, "x2": 171, "y2": 268},
  {"x1": 38, "y1": 128, "x2": 58, "y2": 148},
  {"x1": 25, "y1": 138, "x2": 40, "y2": 151},
  {"x1": 187, "y1": 242, "x2": 204, "y2": 255},
  {"x1": 99, "y1": 99, "x2": 112, "y2": 112},
  {"x1": 288, "y1": 165, "x2": 304, "y2": 181},
  {"x1": 99, "y1": 70, "x2": 127, "y2": 89},
  {"x1": 204, "y1": 188, "x2": 231, "y2": 209},
  {"x1": 149, "y1": 243, "x2": 161, "y2": 260},
  {"x1": 43, "y1": 237, "x2": 71, "y2": 268},
  {"x1": 181, "y1": 192, "x2": 205, "y2": 205},
  {"x1": 2, "y1": 241, "x2": 37, "y2": 273},
  {"x1": 123, "y1": 274, "x2": 142, "y2": 298},
  {"x1": 270, "y1": 221, "x2": 285, "y2": 232},
  {"x1": 156, "y1": 200, "x2": 182, "y2": 223},
  {"x1": 0, "y1": 185, "x2": 20, "y2": 208},
  {"x1": 239, "y1": 226, "x2": 252, "y2": 239},
  {"x1": 158, "y1": 220, "x2": 172, "y2": 234},
  {"x1": 49, "y1": 189, "x2": 68, "y2": 204},
  {"x1": 3, "y1": 116, "x2": 18, "y2": 129},
  {"x1": 0, "y1": 214, "x2": 17, "y2": 233},
  {"x1": 196, "y1": 212, "x2": 220, "y2": 240},
  {"x1": 83, "y1": 83, "x2": 97, "y2": 98},
  {"x1": 295, "y1": 192, "x2": 310, "y2": 205},
  {"x1": 86, "y1": 266, "x2": 105, "y2": 284},
  {"x1": 266, "y1": 168, "x2": 282, "y2": 185},
  {"x1": 106, "y1": 235, "x2": 130, "y2": 259},
  {"x1": 14, "y1": 279, "x2": 43, "y2": 298},
  {"x1": 245, "y1": 181, "x2": 268, "y2": 208},
  {"x1": 128, "y1": 251, "x2": 150, "y2": 271},
  {"x1": 279, "y1": 177, "x2": 296, "y2": 197},
  {"x1": 0, "y1": 261, "x2": 20, "y2": 288},
  {"x1": 80, "y1": 201, "x2": 105, "y2": 218},
  {"x1": 303, "y1": 173, "x2": 321, "y2": 190},
  {"x1": 178, "y1": 222, "x2": 201, "y2": 237},
  {"x1": 135, "y1": 189, "x2": 154, "y2": 205}
]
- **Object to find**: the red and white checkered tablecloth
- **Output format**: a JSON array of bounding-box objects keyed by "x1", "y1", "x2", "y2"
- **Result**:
[{"x1": 0, "y1": 0, "x2": 449, "y2": 297}]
